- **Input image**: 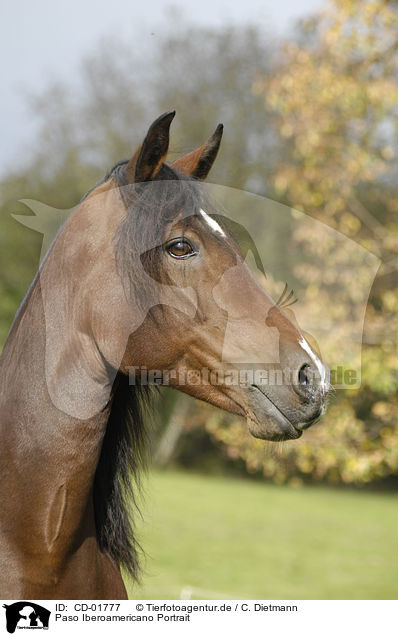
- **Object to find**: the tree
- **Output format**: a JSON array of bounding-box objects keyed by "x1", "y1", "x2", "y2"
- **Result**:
[
  {"x1": 0, "y1": 19, "x2": 279, "y2": 467},
  {"x1": 207, "y1": 0, "x2": 398, "y2": 485},
  {"x1": 3, "y1": 8, "x2": 398, "y2": 485}
]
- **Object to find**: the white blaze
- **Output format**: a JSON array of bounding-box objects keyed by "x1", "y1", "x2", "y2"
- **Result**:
[
  {"x1": 199, "y1": 208, "x2": 225, "y2": 236},
  {"x1": 299, "y1": 337, "x2": 328, "y2": 395}
]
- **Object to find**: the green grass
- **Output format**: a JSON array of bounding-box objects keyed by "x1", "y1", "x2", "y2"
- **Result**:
[{"x1": 124, "y1": 470, "x2": 398, "y2": 600}]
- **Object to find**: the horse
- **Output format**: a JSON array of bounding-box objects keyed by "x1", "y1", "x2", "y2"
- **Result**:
[{"x1": 0, "y1": 111, "x2": 328, "y2": 599}]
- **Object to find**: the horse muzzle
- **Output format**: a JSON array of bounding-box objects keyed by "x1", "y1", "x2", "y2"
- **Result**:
[{"x1": 245, "y1": 361, "x2": 330, "y2": 441}]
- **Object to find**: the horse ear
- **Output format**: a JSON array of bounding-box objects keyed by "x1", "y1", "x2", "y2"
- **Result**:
[
  {"x1": 126, "y1": 111, "x2": 176, "y2": 182},
  {"x1": 171, "y1": 124, "x2": 223, "y2": 180}
]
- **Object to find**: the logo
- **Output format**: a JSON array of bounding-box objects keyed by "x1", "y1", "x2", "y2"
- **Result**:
[{"x1": 2, "y1": 603, "x2": 50, "y2": 634}]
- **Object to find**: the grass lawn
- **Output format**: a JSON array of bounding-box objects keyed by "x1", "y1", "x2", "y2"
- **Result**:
[{"x1": 124, "y1": 470, "x2": 398, "y2": 600}]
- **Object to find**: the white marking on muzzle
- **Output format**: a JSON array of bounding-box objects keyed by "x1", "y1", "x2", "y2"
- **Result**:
[{"x1": 299, "y1": 337, "x2": 328, "y2": 398}]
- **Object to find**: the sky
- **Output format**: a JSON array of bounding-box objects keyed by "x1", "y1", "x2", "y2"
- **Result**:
[{"x1": 0, "y1": 0, "x2": 326, "y2": 177}]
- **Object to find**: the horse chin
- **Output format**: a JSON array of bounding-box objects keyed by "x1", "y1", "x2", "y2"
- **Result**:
[
  {"x1": 246, "y1": 385, "x2": 302, "y2": 441},
  {"x1": 247, "y1": 415, "x2": 302, "y2": 441}
]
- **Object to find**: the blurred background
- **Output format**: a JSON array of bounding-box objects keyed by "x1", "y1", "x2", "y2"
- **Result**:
[{"x1": 1, "y1": 0, "x2": 398, "y2": 599}]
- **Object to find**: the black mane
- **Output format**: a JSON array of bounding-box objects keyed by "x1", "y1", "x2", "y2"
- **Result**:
[
  {"x1": 114, "y1": 162, "x2": 205, "y2": 305},
  {"x1": 93, "y1": 161, "x2": 204, "y2": 580},
  {"x1": 92, "y1": 160, "x2": 264, "y2": 581}
]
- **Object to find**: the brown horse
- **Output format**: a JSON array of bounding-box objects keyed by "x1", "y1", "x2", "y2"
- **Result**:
[{"x1": 0, "y1": 112, "x2": 328, "y2": 599}]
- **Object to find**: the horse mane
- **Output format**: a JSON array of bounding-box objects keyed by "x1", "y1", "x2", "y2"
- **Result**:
[
  {"x1": 92, "y1": 161, "x2": 204, "y2": 580},
  {"x1": 91, "y1": 160, "x2": 264, "y2": 579},
  {"x1": 93, "y1": 373, "x2": 152, "y2": 579}
]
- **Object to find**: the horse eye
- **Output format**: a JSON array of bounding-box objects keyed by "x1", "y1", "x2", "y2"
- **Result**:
[{"x1": 166, "y1": 239, "x2": 195, "y2": 259}]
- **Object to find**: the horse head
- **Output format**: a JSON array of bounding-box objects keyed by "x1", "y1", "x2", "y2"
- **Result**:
[{"x1": 85, "y1": 111, "x2": 329, "y2": 441}]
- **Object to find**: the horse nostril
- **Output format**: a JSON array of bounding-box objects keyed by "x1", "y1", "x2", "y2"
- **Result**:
[
  {"x1": 293, "y1": 363, "x2": 316, "y2": 401},
  {"x1": 298, "y1": 363, "x2": 311, "y2": 387}
]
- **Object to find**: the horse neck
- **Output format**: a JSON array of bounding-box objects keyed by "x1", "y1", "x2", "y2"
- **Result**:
[
  {"x1": 0, "y1": 283, "x2": 111, "y2": 553},
  {"x1": 0, "y1": 182, "x2": 123, "y2": 559}
]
